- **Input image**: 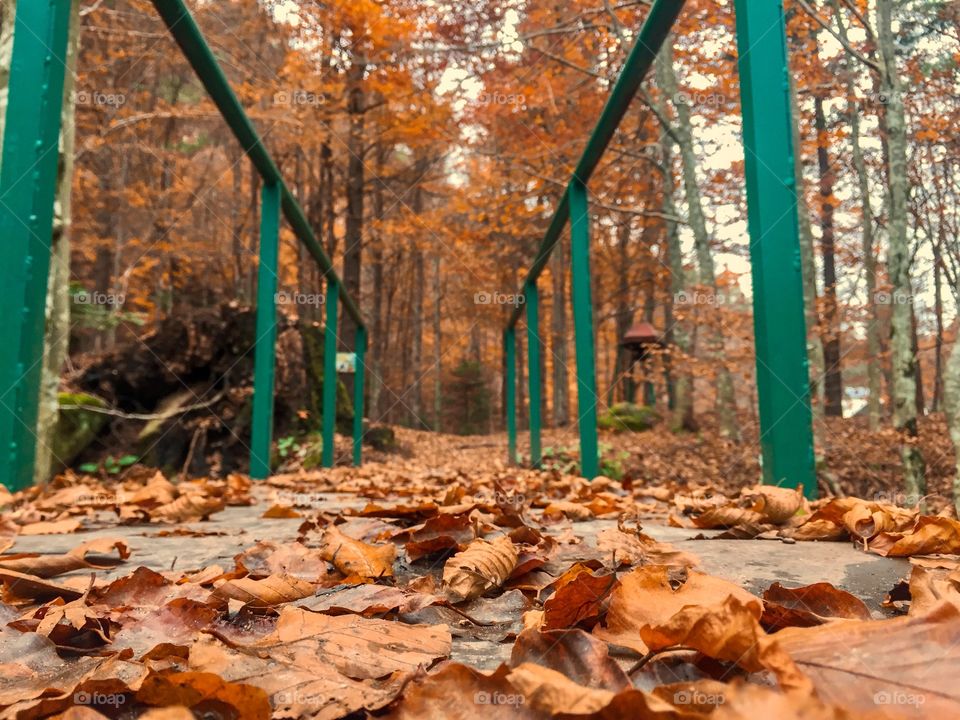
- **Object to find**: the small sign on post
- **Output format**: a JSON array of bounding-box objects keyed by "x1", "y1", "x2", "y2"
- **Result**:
[{"x1": 336, "y1": 352, "x2": 357, "y2": 374}]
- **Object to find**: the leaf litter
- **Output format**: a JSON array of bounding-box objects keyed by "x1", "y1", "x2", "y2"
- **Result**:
[{"x1": 1, "y1": 434, "x2": 959, "y2": 718}]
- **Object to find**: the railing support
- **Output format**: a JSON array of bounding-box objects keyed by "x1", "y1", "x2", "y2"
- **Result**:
[
  {"x1": 249, "y1": 183, "x2": 281, "y2": 479},
  {"x1": 733, "y1": 0, "x2": 816, "y2": 497},
  {"x1": 525, "y1": 283, "x2": 541, "y2": 468},
  {"x1": 352, "y1": 326, "x2": 367, "y2": 466},
  {"x1": 505, "y1": 328, "x2": 517, "y2": 465},
  {"x1": 0, "y1": 0, "x2": 73, "y2": 490},
  {"x1": 569, "y1": 180, "x2": 600, "y2": 480},
  {"x1": 322, "y1": 280, "x2": 339, "y2": 468}
]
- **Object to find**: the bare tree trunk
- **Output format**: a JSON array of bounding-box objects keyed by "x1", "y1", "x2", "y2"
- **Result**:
[
  {"x1": 433, "y1": 250, "x2": 442, "y2": 431},
  {"x1": 341, "y1": 58, "x2": 366, "y2": 396},
  {"x1": 659, "y1": 42, "x2": 737, "y2": 437},
  {"x1": 814, "y1": 97, "x2": 844, "y2": 417},
  {"x1": 0, "y1": 0, "x2": 14, "y2": 150},
  {"x1": 653, "y1": 55, "x2": 694, "y2": 431},
  {"x1": 368, "y1": 148, "x2": 386, "y2": 420},
  {"x1": 878, "y1": 0, "x2": 925, "y2": 499},
  {"x1": 933, "y1": 232, "x2": 945, "y2": 413},
  {"x1": 788, "y1": 45, "x2": 825, "y2": 416},
  {"x1": 833, "y1": 0, "x2": 881, "y2": 427},
  {"x1": 35, "y1": 0, "x2": 80, "y2": 483},
  {"x1": 945, "y1": 339, "x2": 960, "y2": 513},
  {"x1": 614, "y1": 217, "x2": 634, "y2": 403}
]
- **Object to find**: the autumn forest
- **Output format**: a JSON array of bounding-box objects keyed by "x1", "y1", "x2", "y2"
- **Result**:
[{"x1": 1, "y1": 0, "x2": 960, "y2": 716}]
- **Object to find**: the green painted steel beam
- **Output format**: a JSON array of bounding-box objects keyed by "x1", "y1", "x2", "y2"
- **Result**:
[
  {"x1": 0, "y1": 0, "x2": 73, "y2": 491},
  {"x1": 525, "y1": 283, "x2": 542, "y2": 468},
  {"x1": 249, "y1": 183, "x2": 281, "y2": 479},
  {"x1": 505, "y1": 328, "x2": 517, "y2": 465},
  {"x1": 352, "y1": 326, "x2": 367, "y2": 467},
  {"x1": 322, "y1": 280, "x2": 340, "y2": 468},
  {"x1": 569, "y1": 181, "x2": 600, "y2": 480},
  {"x1": 733, "y1": 0, "x2": 816, "y2": 497},
  {"x1": 506, "y1": 0, "x2": 687, "y2": 329},
  {"x1": 149, "y1": 0, "x2": 365, "y2": 332}
]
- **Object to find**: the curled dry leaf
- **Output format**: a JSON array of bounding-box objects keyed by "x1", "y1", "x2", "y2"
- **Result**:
[
  {"x1": 442, "y1": 535, "x2": 518, "y2": 602},
  {"x1": 0, "y1": 568, "x2": 85, "y2": 603},
  {"x1": 869, "y1": 516, "x2": 960, "y2": 556},
  {"x1": 0, "y1": 537, "x2": 129, "y2": 578},
  {"x1": 403, "y1": 512, "x2": 477, "y2": 561},
  {"x1": 18, "y1": 518, "x2": 82, "y2": 536},
  {"x1": 595, "y1": 565, "x2": 762, "y2": 654},
  {"x1": 542, "y1": 501, "x2": 594, "y2": 522},
  {"x1": 319, "y1": 525, "x2": 396, "y2": 579},
  {"x1": 506, "y1": 662, "x2": 614, "y2": 714},
  {"x1": 761, "y1": 582, "x2": 872, "y2": 630},
  {"x1": 261, "y1": 504, "x2": 302, "y2": 519},
  {"x1": 841, "y1": 502, "x2": 914, "y2": 540},
  {"x1": 691, "y1": 506, "x2": 768, "y2": 533},
  {"x1": 151, "y1": 493, "x2": 226, "y2": 523},
  {"x1": 906, "y1": 565, "x2": 960, "y2": 615},
  {"x1": 211, "y1": 573, "x2": 316, "y2": 607},
  {"x1": 542, "y1": 566, "x2": 617, "y2": 631},
  {"x1": 0, "y1": 519, "x2": 18, "y2": 553},
  {"x1": 641, "y1": 595, "x2": 811, "y2": 692},
  {"x1": 136, "y1": 671, "x2": 270, "y2": 720},
  {"x1": 742, "y1": 485, "x2": 804, "y2": 524}
]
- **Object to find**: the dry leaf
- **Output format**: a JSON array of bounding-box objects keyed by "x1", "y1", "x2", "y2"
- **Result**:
[
  {"x1": 245, "y1": 605, "x2": 451, "y2": 679},
  {"x1": 443, "y1": 535, "x2": 518, "y2": 602},
  {"x1": 761, "y1": 582, "x2": 872, "y2": 630},
  {"x1": 319, "y1": 525, "x2": 396, "y2": 579},
  {"x1": 595, "y1": 565, "x2": 761, "y2": 654},
  {"x1": 211, "y1": 574, "x2": 316, "y2": 607}
]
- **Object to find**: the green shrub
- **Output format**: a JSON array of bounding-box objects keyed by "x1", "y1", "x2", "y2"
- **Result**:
[{"x1": 597, "y1": 402, "x2": 660, "y2": 432}]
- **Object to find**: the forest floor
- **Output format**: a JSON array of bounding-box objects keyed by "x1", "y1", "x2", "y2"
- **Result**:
[{"x1": 1, "y1": 420, "x2": 959, "y2": 718}]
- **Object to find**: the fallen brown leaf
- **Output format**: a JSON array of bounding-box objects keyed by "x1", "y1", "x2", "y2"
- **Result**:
[
  {"x1": 443, "y1": 535, "x2": 518, "y2": 602},
  {"x1": 319, "y1": 525, "x2": 396, "y2": 579}
]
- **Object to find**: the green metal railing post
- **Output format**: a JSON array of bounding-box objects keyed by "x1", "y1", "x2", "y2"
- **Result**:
[
  {"x1": 569, "y1": 181, "x2": 600, "y2": 479},
  {"x1": 249, "y1": 183, "x2": 281, "y2": 479},
  {"x1": 322, "y1": 281, "x2": 340, "y2": 468},
  {"x1": 0, "y1": 0, "x2": 73, "y2": 490},
  {"x1": 505, "y1": 328, "x2": 517, "y2": 465},
  {"x1": 733, "y1": 0, "x2": 816, "y2": 497},
  {"x1": 525, "y1": 283, "x2": 541, "y2": 468},
  {"x1": 352, "y1": 326, "x2": 367, "y2": 466}
]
